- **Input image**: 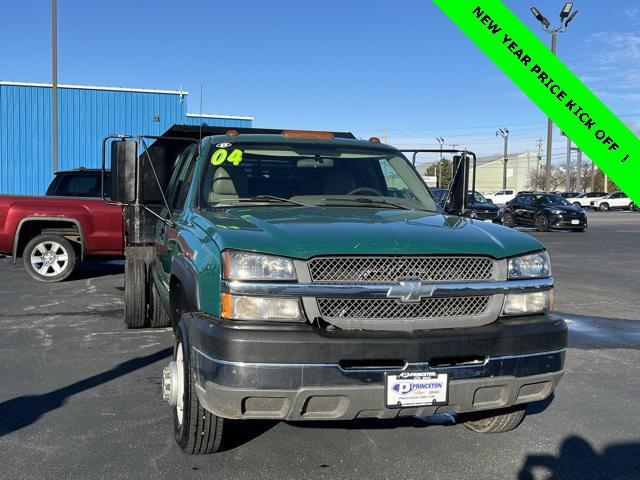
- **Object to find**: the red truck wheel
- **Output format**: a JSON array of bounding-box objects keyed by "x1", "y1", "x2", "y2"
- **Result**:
[{"x1": 23, "y1": 234, "x2": 76, "y2": 282}]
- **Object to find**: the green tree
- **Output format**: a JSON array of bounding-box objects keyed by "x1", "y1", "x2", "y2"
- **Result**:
[{"x1": 424, "y1": 158, "x2": 453, "y2": 188}]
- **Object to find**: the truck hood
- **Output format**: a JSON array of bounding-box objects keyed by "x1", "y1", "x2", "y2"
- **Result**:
[{"x1": 194, "y1": 206, "x2": 543, "y2": 259}]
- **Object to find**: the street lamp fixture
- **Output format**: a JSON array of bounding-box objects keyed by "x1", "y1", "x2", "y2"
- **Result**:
[
  {"x1": 530, "y1": 3, "x2": 579, "y2": 191},
  {"x1": 559, "y1": 3, "x2": 573, "y2": 19},
  {"x1": 530, "y1": 7, "x2": 550, "y2": 29}
]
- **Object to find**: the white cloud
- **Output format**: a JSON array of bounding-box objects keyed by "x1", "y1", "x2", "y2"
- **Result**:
[
  {"x1": 619, "y1": 7, "x2": 640, "y2": 22},
  {"x1": 577, "y1": 32, "x2": 640, "y2": 107}
]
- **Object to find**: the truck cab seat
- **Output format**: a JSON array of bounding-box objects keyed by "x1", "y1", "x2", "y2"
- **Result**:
[{"x1": 209, "y1": 167, "x2": 248, "y2": 203}]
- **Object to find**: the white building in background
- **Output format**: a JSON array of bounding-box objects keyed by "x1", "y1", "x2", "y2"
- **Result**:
[
  {"x1": 422, "y1": 175, "x2": 438, "y2": 187},
  {"x1": 473, "y1": 152, "x2": 540, "y2": 194}
]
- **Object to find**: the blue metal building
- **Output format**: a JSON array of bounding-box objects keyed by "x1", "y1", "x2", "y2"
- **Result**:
[{"x1": 0, "y1": 81, "x2": 253, "y2": 195}]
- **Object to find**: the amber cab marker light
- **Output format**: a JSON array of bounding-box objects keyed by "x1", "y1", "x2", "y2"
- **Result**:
[
  {"x1": 226, "y1": 129, "x2": 239, "y2": 137},
  {"x1": 220, "y1": 293, "x2": 234, "y2": 319},
  {"x1": 369, "y1": 137, "x2": 381, "y2": 144},
  {"x1": 281, "y1": 130, "x2": 334, "y2": 139}
]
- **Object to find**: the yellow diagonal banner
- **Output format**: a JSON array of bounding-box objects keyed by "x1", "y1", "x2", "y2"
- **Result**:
[{"x1": 433, "y1": 0, "x2": 639, "y2": 203}]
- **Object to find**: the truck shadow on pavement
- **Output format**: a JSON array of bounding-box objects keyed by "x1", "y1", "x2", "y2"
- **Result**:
[
  {"x1": 0, "y1": 347, "x2": 171, "y2": 437},
  {"x1": 517, "y1": 435, "x2": 640, "y2": 480},
  {"x1": 67, "y1": 259, "x2": 124, "y2": 281}
]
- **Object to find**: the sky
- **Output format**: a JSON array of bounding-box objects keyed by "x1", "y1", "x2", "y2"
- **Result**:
[{"x1": 1, "y1": 0, "x2": 639, "y2": 167}]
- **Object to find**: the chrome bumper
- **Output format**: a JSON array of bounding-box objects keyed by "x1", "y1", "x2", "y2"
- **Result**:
[{"x1": 222, "y1": 277, "x2": 554, "y2": 299}]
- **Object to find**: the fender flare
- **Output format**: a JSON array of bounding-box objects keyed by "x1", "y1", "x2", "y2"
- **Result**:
[
  {"x1": 12, "y1": 216, "x2": 85, "y2": 262},
  {"x1": 170, "y1": 254, "x2": 201, "y2": 312}
]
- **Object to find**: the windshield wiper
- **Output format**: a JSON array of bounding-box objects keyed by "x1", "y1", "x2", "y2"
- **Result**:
[
  {"x1": 236, "y1": 195, "x2": 310, "y2": 207},
  {"x1": 325, "y1": 197, "x2": 430, "y2": 211}
]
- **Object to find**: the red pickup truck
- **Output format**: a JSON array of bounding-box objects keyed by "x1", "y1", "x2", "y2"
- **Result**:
[{"x1": 0, "y1": 169, "x2": 124, "y2": 282}]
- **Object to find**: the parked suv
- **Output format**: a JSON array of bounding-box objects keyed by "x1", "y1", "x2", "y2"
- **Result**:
[
  {"x1": 484, "y1": 189, "x2": 515, "y2": 205},
  {"x1": 109, "y1": 131, "x2": 566, "y2": 454},
  {"x1": 590, "y1": 192, "x2": 636, "y2": 211},
  {"x1": 502, "y1": 192, "x2": 587, "y2": 231},
  {"x1": 565, "y1": 192, "x2": 607, "y2": 208},
  {"x1": 431, "y1": 188, "x2": 502, "y2": 223}
]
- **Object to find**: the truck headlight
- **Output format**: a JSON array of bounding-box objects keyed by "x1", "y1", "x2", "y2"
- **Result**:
[
  {"x1": 508, "y1": 251, "x2": 551, "y2": 279},
  {"x1": 222, "y1": 250, "x2": 296, "y2": 281},
  {"x1": 502, "y1": 291, "x2": 553, "y2": 315},
  {"x1": 221, "y1": 294, "x2": 304, "y2": 322}
]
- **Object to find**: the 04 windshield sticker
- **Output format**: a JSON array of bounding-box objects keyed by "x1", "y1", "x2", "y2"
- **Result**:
[{"x1": 210, "y1": 148, "x2": 243, "y2": 166}]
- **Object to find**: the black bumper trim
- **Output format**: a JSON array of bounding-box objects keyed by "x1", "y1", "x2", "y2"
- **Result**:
[{"x1": 183, "y1": 312, "x2": 567, "y2": 365}]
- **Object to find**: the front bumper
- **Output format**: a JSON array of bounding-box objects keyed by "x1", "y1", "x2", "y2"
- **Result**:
[
  {"x1": 185, "y1": 313, "x2": 567, "y2": 420},
  {"x1": 549, "y1": 214, "x2": 587, "y2": 229}
]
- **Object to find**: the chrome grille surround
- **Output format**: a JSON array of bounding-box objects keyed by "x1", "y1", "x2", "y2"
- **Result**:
[
  {"x1": 307, "y1": 255, "x2": 496, "y2": 284},
  {"x1": 317, "y1": 296, "x2": 491, "y2": 320}
]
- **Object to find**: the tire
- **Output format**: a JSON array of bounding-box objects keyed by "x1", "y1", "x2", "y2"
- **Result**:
[
  {"x1": 23, "y1": 234, "x2": 76, "y2": 282},
  {"x1": 124, "y1": 259, "x2": 148, "y2": 329},
  {"x1": 534, "y1": 214, "x2": 550, "y2": 232},
  {"x1": 630, "y1": 202, "x2": 637, "y2": 211},
  {"x1": 599, "y1": 202, "x2": 609, "y2": 212},
  {"x1": 461, "y1": 405, "x2": 527, "y2": 433},
  {"x1": 572, "y1": 202, "x2": 581, "y2": 208},
  {"x1": 502, "y1": 212, "x2": 515, "y2": 228},
  {"x1": 149, "y1": 280, "x2": 172, "y2": 328},
  {"x1": 173, "y1": 327, "x2": 225, "y2": 454}
]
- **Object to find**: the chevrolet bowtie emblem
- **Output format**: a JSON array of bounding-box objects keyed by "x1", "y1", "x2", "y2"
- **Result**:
[{"x1": 386, "y1": 278, "x2": 435, "y2": 303}]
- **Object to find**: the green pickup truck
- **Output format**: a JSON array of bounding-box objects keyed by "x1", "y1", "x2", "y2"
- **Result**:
[{"x1": 107, "y1": 128, "x2": 566, "y2": 455}]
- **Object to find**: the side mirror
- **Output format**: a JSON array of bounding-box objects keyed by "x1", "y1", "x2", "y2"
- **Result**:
[
  {"x1": 449, "y1": 154, "x2": 469, "y2": 215},
  {"x1": 487, "y1": 198, "x2": 494, "y2": 204},
  {"x1": 110, "y1": 140, "x2": 137, "y2": 203}
]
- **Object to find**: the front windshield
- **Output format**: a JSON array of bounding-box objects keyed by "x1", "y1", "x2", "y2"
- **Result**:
[
  {"x1": 536, "y1": 194, "x2": 570, "y2": 206},
  {"x1": 467, "y1": 191, "x2": 488, "y2": 204},
  {"x1": 200, "y1": 143, "x2": 438, "y2": 212}
]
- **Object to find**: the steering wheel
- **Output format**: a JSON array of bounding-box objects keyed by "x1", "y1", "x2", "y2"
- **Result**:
[{"x1": 347, "y1": 186, "x2": 383, "y2": 196}]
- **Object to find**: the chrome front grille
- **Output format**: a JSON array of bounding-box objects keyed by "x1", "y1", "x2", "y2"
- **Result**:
[
  {"x1": 307, "y1": 256, "x2": 495, "y2": 284},
  {"x1": 316, "y1": 296, "x2": 491, "y2": 320}
]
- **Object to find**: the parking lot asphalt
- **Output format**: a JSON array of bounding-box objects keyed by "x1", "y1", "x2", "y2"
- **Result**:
[{"x1": 0, "y1": 211, "x2": 639, "y2": 480}]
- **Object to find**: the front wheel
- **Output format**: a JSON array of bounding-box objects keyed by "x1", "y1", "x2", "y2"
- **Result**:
[
  {"x1": 171, "y1": 328, "x2": 225, "y2": 454},
  {"x1": 502, "y1": 212, "x2": 515, "y2": 228},
  {"x1": 535, "y1": 214, "x2": 550, "y2": 232},
  {"x1": 460, "y1": 404, "x2": 527, "y2": 433},
  {"x1": 630, "y1": 202, "x2": 637, "y2": 211},
  {"x1": 572, "y1": 202, "x2": 582, "y2": 208},
  {"x1": 599, "y1": 202, "x2": 609, "y2": 212},
  {"x1": 23, "y1": 234, "x2": 76, "y2": 282}
]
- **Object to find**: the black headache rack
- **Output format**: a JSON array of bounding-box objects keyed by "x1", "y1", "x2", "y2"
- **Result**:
[{"x1": 400, "y1": 148, "x2": 477, "y2": 215}]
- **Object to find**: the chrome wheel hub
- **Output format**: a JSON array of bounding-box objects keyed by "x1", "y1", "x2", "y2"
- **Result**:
[
  {"x1": 164, "y1": 343, "x2": 185, "y2": 425},
  {"x1": 30, "y1": 241, "x2": 69, "y2": 277}
]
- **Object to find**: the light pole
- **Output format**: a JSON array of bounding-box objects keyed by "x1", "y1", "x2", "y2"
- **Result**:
[
  {"x1": 496, "y1": 128, "x2": 509, "y2": 190},
  {"x1": 575, "y1": 147, "x2": 583, "y2": 191},
  {"x1": 530, "y1": 3, "x2": 579, "y2": 191},
  {"x1": 52, "y1": 0, "x2": 58, "y2": 173},
  {"x1": 560, "y1": 130, "x2": 572, "y2": 192},
  {"x1": 436, "y1": 137, "x2": 444, "y2": 188}
]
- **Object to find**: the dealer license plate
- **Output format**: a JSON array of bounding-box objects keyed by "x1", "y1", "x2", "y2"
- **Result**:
[
  {"x1": 385, "y1": 372, "x2": 448, "y2": 408},
  {"x1": 571, "y1": 219, "x2": 580, "y2": 225}
]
